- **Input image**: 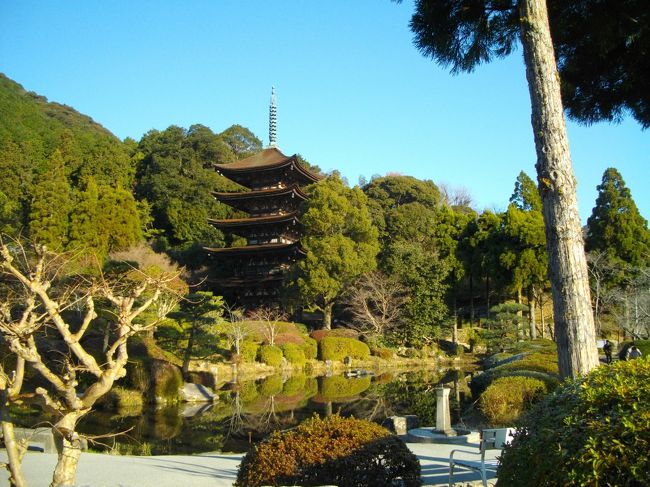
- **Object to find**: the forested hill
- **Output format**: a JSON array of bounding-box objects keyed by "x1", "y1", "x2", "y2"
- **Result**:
[
  {"x1": 0, "y1": 73, "x2": 131, "y2": 185},
  {"x1": 0, "y1": 73, "x2": 266, "y2": 266}
]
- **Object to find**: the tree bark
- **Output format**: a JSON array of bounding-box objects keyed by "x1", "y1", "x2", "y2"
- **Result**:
[
  {"x1": 50, "y1": 412, "x2": 85, "y2": 487},
  {"x1": 1, "y1": 414, "x2": 27, "y2": 487},
  {"x1": 519, "y1": 0, "x2": 599, "y2": 378},
  {"x1": 322, "y1": 303, "x2": 333, "y2": 330},
  {"x1": 529, "y1": 286, "x2": 537, "y2": 340}
]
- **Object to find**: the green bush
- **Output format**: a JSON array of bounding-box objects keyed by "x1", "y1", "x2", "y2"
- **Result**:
[
  {"x1": 319, "y1": 336, "x2": 370, "y2": 361},
  {"x1": 258, "y1": 344, "x2": 283, "y2": 367},
  {"x1": 239, "y1": 341, "x2": 259, "y2": 363},
  {"x1": 498, "y1": 352, "x2": 559, "y2": 375},
  {"x1": 498, "y1": 357, "x2": 650, "y2": 486},
  {"x1": 281, "y1": 343, "x2": 306, "y2": 366},
  {"x1": 235, "y1": 414, "x2": 420, "y2": 487},
  {"x1": 479, "y1": 376, "x2": 547, "y2": 425},
  {"x1": 302, "y1": 337, "x2": 318, "y2": 360}
]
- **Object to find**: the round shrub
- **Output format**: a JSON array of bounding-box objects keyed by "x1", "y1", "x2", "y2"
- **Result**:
[
  {"x1": 239, "y1": 341, "x2": 259, "y2": 363},
  {"x1": 281, "y1": 343, "x2": 306, "y2": 367},
  {"x1": 258, "y1": 344, "x2": 283, "y2": 367},
  {"x1": 282, "y1": 374, "x2": 307, "y2": 396},
  {"x1": 235, "y1": 414, "x2": 420, "y2": 487},
  {"x1": 498, "y1": 357, "x2": 650, "y2": 486},
  {"x1": 97, "y1": 387, "x2": 143, "y2": 412},
  {"x1": 372, "y1": 347, "x2": 395, "y2": 360},
  {"x1": 479, "y1": 376, "x2": 547, "y2": 425},
  {"x1": 319, "y1": 336, "x2": 370, "y2": 361},
  {"x1": 302, "y1": 336, "x2": 318, "y2": 359}
]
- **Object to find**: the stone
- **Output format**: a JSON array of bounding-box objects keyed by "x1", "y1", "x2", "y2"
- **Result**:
[
  {"x1": 382, "y1": 415, "x2": 420, "y2": 435},
  {"x1": 180, "y1": 382, "x2": 216, "y2": 403}
]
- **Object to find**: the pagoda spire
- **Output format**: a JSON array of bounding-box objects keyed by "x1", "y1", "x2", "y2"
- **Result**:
[{"x1": 269, "y1": 86, "x2": 277, "y2": 148}]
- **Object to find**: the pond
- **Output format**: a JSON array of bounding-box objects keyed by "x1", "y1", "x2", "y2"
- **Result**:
[{"x1": 16, "y1": 366, "x2": 480, "y2": 455}]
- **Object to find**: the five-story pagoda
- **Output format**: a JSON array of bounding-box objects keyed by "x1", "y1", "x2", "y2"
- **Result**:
[{"x1": 205, "y1": 88, "x2": 322, "y2": 307}]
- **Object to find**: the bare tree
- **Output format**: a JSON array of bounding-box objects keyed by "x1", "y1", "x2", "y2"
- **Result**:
[
  {"x1": 0, "y1": 238, "x2": 179, "y2": 487},
  {"x1": 0, "y1": 356, "x2": 27, "y2": 487},
  {"x1": 345, "y1": 271, "x2": 408, "y2": 341},
  {"x1": 247, "y1": 306, "x2": 286, "y2": 346},
  {"x1": 222, "y1": 305, "x2": 250, "y2": 357}
]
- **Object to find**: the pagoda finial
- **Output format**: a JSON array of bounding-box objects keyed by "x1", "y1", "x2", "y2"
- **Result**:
[{"x1": 269, "y1": 86, "x2": 277, "y2": 148}]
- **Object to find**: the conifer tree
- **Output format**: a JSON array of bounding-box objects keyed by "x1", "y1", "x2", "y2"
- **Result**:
[
  {"x1": 98, "y1": 186, "x2": 142, "y2": 252},
  {"x1": 586, "y1": 167, "x2": 650, "y2": 269},
  {"x1": 67, "y1": 177, "x2": 104, "y2": 257},
  {"x1": 28, "y1": 149, "x2": 72, "y2": 250}
]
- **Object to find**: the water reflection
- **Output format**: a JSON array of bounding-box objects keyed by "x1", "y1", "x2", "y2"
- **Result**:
[{"x1": 21, "y1": 367, "x2": 476, "y2": 455}]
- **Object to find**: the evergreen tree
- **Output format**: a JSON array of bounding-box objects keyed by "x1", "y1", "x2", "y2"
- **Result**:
[
  {"x1": 67, "y1": 176, "x2": 104, "y2": 256},
  {"x1": 0, "y1": 138, "x2": 32, "y2": 234},
  {"x1": 586, "y1": 167, "x2": 650, "y2": 269},
  {"x1": 28, "y1": 149, "x2": 72, "y2": 249},
  {"x1": 293, "y1": 174, "x2": 380, "y2": 329},
  {"x1": 510, "y1": 171, "x2": 542, "y2": 212},
  {"x1": 98, "y1": 186, "x2": 142, "y2": 252}
]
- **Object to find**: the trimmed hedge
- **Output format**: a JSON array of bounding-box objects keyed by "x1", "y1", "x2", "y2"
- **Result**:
[
  {"x1": 498, "y1": 357, "x2": 650, "y2": 486},
  {"x1": 318, "y1": 336, "x2": 370, "y2": 361},
  {"x1": 239, "y1": 341, "x2": 259, "y2": 363},
  {"x1": 235, "y1": 414, "x2": 420, "y2": 487},
  {"x1": 258, "y1": 344, "x2": 283, "y2": 367},
  {"x1": 281, "y1": 342, "x2": 306, "y2": 366},
  {"x1": 302, "y1": 337, "x2": 318, "y2": 360},
  {"x1": 479, "y1": 376, "x2": 547, "y2": 425}
]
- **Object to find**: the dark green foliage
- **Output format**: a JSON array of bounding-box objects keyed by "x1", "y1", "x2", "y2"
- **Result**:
[
  {"x1": 479, "y1": 376, "x2": 547, "y2": 425},
  {"x1": 293, "y1": 173, "x2": 380, "y2": 329},
  {"x1": 405, "y1": 1, "x2": 650, "y2": 128},
  {"x1": 258, "y1": 344, "x2": 283, "y2": 367},
  {"x1": 586, "y1": 167, "x2": 650, "y2": 269},
  {"x1": 497, "y1": 357, "x2": 650, "y2": 486},
  {"x1": 509, "y1": 171, "x2": 542, "y2": 213},
  {"x1": 135, "y1": 125, "x2": 240, "y2": 248},
  {"x1": 219, "y1": 124, "x2": 262, "y2": 159},
  {"x1": 318, "y1": 336, "x2": 370, "y2": 361},
  {"x1": 235, "y1": 414, "x2": 421, "y2": 487}
]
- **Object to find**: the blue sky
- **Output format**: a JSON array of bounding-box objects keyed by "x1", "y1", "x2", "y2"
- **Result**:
[{"x1": 1, "y1": 0, "x2": 648, "y2": 223}]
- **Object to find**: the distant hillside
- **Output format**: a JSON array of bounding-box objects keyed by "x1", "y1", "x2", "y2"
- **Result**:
[{"x1": 0, "y1": 73, "x2": 132, "y2": 188}]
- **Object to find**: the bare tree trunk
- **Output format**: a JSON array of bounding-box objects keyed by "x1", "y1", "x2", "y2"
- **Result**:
[
  {"x1": 322, "y1": 303, "x2": 333, "y2": 330},
  {"x1": 1, "y1": 417, "x2": 27, "y2": 487},
  {"x1": 50, "y1": 413, "x2": 85, "y2": 487},
  {"x1": 529, "y1": 286, "x2": 537, "y2": 340},
  {"x1": 519, "y1": 0, "x2": 599, "y2": 378}
]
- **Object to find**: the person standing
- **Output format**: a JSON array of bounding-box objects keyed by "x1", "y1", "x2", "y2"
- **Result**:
[{"x1": 603, "y1": 340, "x2": 613, "y2": 364}]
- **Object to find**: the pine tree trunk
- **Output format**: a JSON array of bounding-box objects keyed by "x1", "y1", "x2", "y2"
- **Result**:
[{"x1": 519, "y1": 0, "x2": 599, "y2": 378}]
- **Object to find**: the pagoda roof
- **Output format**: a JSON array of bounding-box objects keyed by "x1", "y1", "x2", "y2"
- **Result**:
[
  {"x1": 213, "y1": 184, "x2": 308, "y2": 202},
  {"x1": 208, "y1": 212, "x2": 299, "y2": 229},
  {"x1": 214, "y1": 147, "x2": 322, "y2": 183},
  {"x1": 204, "y1": 242, "x2": 306, "y2": 256}
]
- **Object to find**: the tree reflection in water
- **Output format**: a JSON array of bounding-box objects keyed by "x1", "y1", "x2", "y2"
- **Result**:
[{"x1": 21, "y1": 367, "x2": 475, "y2": 454}]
